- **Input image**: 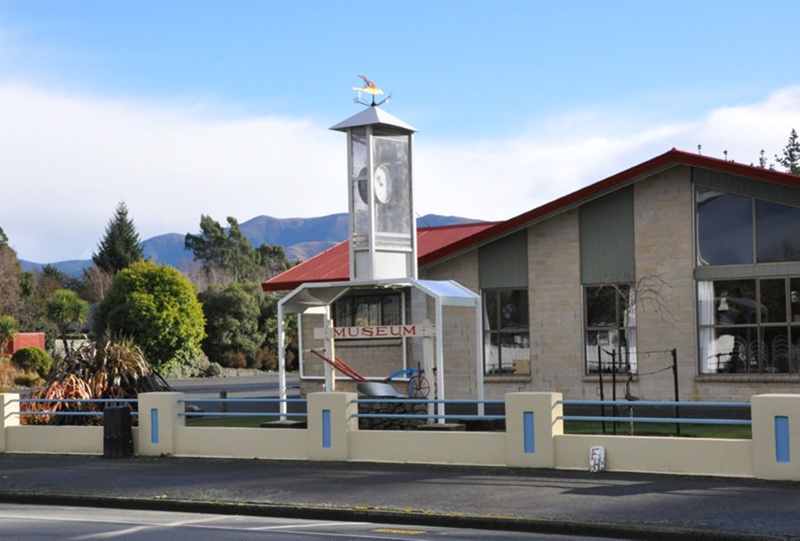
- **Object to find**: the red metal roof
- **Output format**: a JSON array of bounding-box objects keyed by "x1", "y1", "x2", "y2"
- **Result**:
[
  {"x1": 263, "y1": 148, "x2": 800, "y2": 293},
  {"x1": 411, "y1": 148, "x2": 800, "y2": 265},
  {"x1": 261, "y1": 221, "x2": 498, "y2": 292}
]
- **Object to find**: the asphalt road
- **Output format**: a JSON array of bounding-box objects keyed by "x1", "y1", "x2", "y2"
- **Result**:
[
  {"x1": 0, "y1": 503, "x2": 607, "y2": 540},
  {"x1": 1, "y1": 454, "x2": 799, "y2": 540},
  {"x1": 168, "y1": 370, "x2": 299, "y2": 398},
  {"x1": 167, "y1": 371, "x2": 302, "y2": 414}
]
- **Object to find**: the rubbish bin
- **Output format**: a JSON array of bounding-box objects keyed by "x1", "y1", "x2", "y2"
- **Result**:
[{"x1": 103, "y1": 406, "x2": 133, "y2": 458}]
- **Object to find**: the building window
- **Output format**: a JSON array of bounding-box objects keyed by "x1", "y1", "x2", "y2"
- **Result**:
[
  {"x1": 483, "y1": 289, "x2": 530, "y2": 375},
  {"x1": 696, "y1": 186, "x2": 800, "y2": 265},
  {"x1": 585, "y1": 284, "x2": 637, "y2": 374},
  {"x1": 333, "y1": 292, "x2": 402, "y2": 327},
  {"x1": 698, "y1": 278, "x2": 800, "y2": 374}
]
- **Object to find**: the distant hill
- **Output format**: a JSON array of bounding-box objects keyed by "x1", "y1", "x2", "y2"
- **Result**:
[{"x1": 21, "y1": 213, "x2": 481, "y2": 276}]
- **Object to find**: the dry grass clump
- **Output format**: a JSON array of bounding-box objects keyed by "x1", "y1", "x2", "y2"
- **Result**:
[{"x1": 0, "y1": 358, "x2": 38, "y2": 391}]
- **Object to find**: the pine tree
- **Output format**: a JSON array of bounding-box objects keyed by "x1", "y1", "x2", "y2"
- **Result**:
[
  {"x1": 92, "y1": 202, "x2": 145, "y2": 274},
  {"x1": 185, "y1": 215, "x2": 260, "y2": 283},
  {"x1": 775, "y1": 128, "x2": 800, "y2": 175}
]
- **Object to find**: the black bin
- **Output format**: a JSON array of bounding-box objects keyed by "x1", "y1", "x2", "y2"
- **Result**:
[{"x1": 103, "y1": 406, "x2": 133, "y2": 458}]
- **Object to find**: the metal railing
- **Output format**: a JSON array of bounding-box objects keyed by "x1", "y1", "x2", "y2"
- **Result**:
[
  {"x1": 558, "y1": 399, "x2": 752, "y2": 427},
  {"x1": 353, "y1": 398, "x2": 506, "y2": 421},
  {"x1": 14, "y1": 398, "x2": 138, "y2": 418},
  {"x1": 177, "y1": 397, "x2": 308, "y2": 418},
  {"x1": 8, "y1": 396, "x2": 751, "y2": 428}
]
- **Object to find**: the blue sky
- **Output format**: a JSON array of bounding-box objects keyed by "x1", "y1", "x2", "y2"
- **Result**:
[{"x1": 1, "y1": 1, "x2": 799, "y2": 263}]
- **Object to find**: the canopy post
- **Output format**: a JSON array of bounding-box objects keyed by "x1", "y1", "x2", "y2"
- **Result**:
[
  {"x1": 277, "y1": 302, "x2": 287, "y2": 419},
  {"x1": 435, "y1": 299, "x2": 445, "y2": 423},
  {"x1": 422, "y1": 329, "x2": 434, "y2": 421},
  {"x1": 476, "y1": 296, "x2": 485, "y2": 416},
  {"x1": 323, "y1": 309, "x2": 336, "y2": 391}
]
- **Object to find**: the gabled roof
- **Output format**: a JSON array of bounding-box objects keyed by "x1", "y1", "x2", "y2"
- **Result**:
[
  {"x1": 262, "y1": 221, "x2": 497, "y2": 292},
  {"x1": 411, "y1": 148, "x2": 800, "y2": 264},
  {"x1": 263, "y1": 148, "x2": 800, "y2": 293}
]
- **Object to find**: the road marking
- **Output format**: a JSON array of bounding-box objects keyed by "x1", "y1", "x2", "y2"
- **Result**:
[
  {"x1": 373, "y1": 527, "x2": 427, "y2": 535},
  {"x1": 249, "y1": 521, "x2": 364, "y2": 531}
]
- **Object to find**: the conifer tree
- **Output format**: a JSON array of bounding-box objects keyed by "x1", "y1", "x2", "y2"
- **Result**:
[
  {"x1": 185, "y1": 215, "x2": 260, "y2": 283},
  {"x1": 92, "y1": 202, "x2": 145, "y2": 274},
  {"x1": 775, "y1": 128, "x2": 800, "y2": 175}
]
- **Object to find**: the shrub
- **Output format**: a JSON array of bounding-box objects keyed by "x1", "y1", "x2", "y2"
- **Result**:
[
  {"x1": 94, "y1": 261, "x2": 206, "y2": 372},
  {"x1": 203, "y1": 361, "x2": 223, "y2": 377},
  {"x1": 161, "y1": 354, "x2": 222, "y2": 379},
  {"x1": 225, "y1": 351, "x2": 248, "y2": 369},
  {"x1": 10, "y1": 346, "x2": 53, "y2": 377},
  {"x1": 0, "y1": 358, "x2": 19, "y2": 390},
  {"x1": 0, "y1": 315, "x2": 19, "y2": 359},
  {"x1": 198, "y1": 281, "x2": 260, "y2": 365},
  {"x1": 254, "y1": 346, "x2": 277, "y2": 371},
  {"x1": 14, "y1": 373, "x2": 41, "y2": 387}
]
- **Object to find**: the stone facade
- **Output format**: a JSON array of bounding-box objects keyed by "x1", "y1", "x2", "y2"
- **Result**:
[
  {"x1": 416, "y1": 164, "x2": 800, "y2": 402},
  {"x1": 527, "y1": 209, "x2": 585, "y2": 398},
  {"x1": 630, "y1": 167, "x2": 697, "y2": 400},
  {"x1": 422, "y1": 250, "x2": 481, "y2": 399}
]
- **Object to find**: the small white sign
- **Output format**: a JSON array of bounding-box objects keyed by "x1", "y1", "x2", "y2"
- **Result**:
[
  {"x1": 589, "y1": 446, "x2": 606, "y2": 472},
  {"x1": 314, "y1": 325, "x2": 436, "y2": 340}
]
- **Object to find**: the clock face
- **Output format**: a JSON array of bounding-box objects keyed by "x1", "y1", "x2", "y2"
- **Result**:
[{"x1": 374, "y1": 164, "x2": 391, "y2": 204}]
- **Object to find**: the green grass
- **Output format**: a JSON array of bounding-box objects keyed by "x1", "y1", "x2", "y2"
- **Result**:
[
  {"x1": 186, "y1": 415, "x2": 306, "y2": 428},
  {"x1": 564, "y1": 421, "x2": 751, "y2": 439},
  {"x1": 186, "y1": 415, "x2": 750, "y2": 438}
]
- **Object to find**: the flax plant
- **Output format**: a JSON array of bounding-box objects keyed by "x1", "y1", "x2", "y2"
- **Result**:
[{"x1": 22, "y1": 337, "x2": 171, "y2": 425}]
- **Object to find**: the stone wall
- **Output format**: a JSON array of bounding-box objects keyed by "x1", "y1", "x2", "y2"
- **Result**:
[{"x1": 357, "y1": 400, "x2": 428, "y2": 430}]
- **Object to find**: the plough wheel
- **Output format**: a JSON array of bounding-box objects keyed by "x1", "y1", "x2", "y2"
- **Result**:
[{"x1": 410, "y1": 373, "x2": 430, "y2": 398}]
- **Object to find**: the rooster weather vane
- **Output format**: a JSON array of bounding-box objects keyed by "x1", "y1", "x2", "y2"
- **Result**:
[{"x1": 353, "y1": 75, "x2": 391, "y2": 107}]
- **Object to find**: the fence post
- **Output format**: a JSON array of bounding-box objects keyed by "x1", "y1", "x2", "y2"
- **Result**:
[
  {"x1": 137, "y1": 392, "x2": 184, "y2": 457},
  {"x1": 505, "y1": 392, "x2": 563, "y2": 468},
  {"x1": 0, "y1": 393, "x2": 20, "y2": 452},
  {"x1": 751, "y1": 394, "x2": 800, "y2": 481},
  {"x1": 307, "y1": 392, "x2": 357, "y2": 461}
]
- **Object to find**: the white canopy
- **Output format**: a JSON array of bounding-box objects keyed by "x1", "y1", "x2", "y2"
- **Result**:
[{"x1": 276, "y1": 278, "x2": 483, "y2": 419}]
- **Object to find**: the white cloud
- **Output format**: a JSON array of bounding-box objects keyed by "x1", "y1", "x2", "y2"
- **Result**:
[
  {"x1": 0, "y1": 82, "x2": 345, "y2": 262},
  {"x1": 2, "y1": 80, "x2": 799, "y2": 263},
  {"x1": 415, "y1": 86, "x2": 800, "y2": 221}
]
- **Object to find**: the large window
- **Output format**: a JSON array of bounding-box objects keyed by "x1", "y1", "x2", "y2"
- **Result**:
[
  {"x1": 698, "y1": 278, "x2": 800, "y2": 374},
  {"x1": 585, "y1": 284, "x2": 637, "y2": 374},
  {"x1": 334, "y1": 292, "x2": 402, "y2": 327},
  {"x1": 695, "y1": 185, "x2": 800, "y2": 374},
  {"x1": 483, "y1": 289, "x2": 530, "y2": 375},
  {"x1": 696, "y1": 187, "x2": 800, "y2": 265}
]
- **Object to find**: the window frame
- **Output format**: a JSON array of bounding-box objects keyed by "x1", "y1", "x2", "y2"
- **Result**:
[
  {"x1": 482, "y1": 288, "x2": 530, "y2": 376},
  {"x1": 696, "y1": 185, "x2": 800, "y2": 267},
  {"x1": 584, "y1": 283, "x2": 637, "y2": 375},
  {"x1": 332, "y1": 291, "x2": 404, "y2": 328},
  {"x1": 697, "y1": 277, "x2": 800, "y2": 374}
]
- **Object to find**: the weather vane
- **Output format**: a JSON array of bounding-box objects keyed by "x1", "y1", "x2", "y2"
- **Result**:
[{"x1": 353, "y1": 75, "x2": 391, "y2": 107}]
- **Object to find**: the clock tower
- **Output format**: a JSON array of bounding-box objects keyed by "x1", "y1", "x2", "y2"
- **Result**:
[{"x1": 331, "y1": 105, "x2": 417, "y2": 282}]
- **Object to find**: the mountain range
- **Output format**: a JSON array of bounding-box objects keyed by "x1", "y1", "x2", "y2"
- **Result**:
[{"x1": 20, "y1": 213, "x2": 480, "y2": 276}]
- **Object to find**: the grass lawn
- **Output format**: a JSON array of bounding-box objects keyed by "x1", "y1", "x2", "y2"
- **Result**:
[
  {"x1": 564, "y1": 420, "x2": 751, "y2": 439},
  {"x1": 186, "y1": 415, "x2": 750, "y2": 438}
]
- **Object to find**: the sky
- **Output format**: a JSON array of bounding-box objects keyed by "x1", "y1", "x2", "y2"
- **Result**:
[{"x1": 1, "y1": 1, "x2": 800, "y2": 264}]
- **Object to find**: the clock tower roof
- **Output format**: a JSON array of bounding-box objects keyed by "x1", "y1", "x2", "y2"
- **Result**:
[{"x1": 330, "y1": 106, "x2": 416, "y2": 133}]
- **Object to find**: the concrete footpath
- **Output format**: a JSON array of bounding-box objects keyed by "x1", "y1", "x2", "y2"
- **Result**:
[{"x1": 0, "y1": 454, "x2": 798, "y2": 540}]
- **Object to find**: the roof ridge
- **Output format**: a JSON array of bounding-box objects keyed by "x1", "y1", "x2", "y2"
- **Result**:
[{"x1": 417, "y1": 221, "x2": 500, "y2": 232}]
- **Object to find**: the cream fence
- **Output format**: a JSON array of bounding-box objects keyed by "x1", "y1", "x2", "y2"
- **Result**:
[{"x1": 0, "y1": 392, "x2": 798, "y2": 481}]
